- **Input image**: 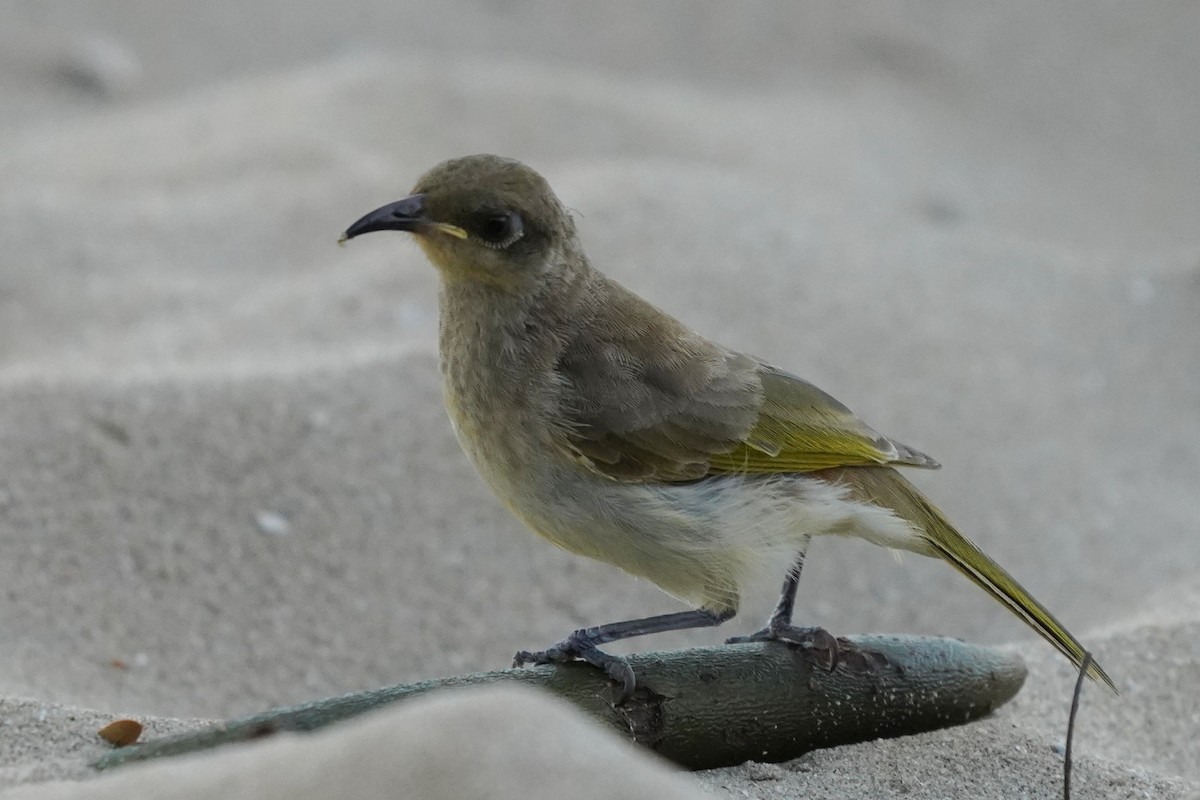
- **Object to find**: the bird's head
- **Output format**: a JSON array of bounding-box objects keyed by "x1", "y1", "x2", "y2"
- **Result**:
[{"x1": 341, "y1": 154, "x2": 577, "y2": 288}]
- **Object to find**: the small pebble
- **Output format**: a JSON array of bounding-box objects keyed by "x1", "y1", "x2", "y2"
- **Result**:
[{"x1": 254, "y1": 510, "x2": 292, "y2": 536}]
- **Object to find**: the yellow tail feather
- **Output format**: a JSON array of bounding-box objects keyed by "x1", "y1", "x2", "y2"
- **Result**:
[{"x1": 841, "y1": 468, "x2": 1117, "y2": 693}]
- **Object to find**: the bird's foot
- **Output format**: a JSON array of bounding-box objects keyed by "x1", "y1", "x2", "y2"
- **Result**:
[
  {"x1": 726, "y1": 623, "x2": 842, "y2": 671},
  {"x1": 513, "y1": 631, "x2": 637, "y2": 704}
]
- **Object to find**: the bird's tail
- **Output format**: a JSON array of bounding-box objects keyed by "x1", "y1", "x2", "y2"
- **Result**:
[{"x1": 840, "y1": 467, "x2": 1117, "y2": 693}]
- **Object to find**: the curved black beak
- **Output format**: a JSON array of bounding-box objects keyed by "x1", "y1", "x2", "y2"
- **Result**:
[{"x1": 340, "y1": 194, "x2": 432, "y2": 242}]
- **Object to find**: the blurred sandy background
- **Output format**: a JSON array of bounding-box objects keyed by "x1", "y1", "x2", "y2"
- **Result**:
[{"x1": 1, "y1": 2, "x2": 1198, "y2": 797}]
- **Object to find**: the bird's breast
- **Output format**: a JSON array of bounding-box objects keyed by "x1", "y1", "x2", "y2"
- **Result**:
[{"x1": 438, "y1": 316, "x2": 566, "y2": 504}]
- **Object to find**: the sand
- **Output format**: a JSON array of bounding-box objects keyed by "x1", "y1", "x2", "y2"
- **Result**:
[{"x1": 1, "y1": 2, "x2": 1197, "y2": 797}]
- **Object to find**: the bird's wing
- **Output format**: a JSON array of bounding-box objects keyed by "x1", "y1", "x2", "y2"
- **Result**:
[
  {"x1": 705, "y1": 365, "x2": 940, "y2": 475},
  {"x1": 555, "y1": 281, "x2": 938, "y2": 483}
]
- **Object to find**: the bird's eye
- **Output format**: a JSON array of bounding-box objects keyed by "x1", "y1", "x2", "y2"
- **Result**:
[{"x1": 476, "y1": 212, "x2": 524, "y2": 249}]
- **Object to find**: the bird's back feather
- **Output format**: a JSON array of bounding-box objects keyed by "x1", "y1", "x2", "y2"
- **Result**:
[{"x1": 557, "y1": 276, "x2": 936, "y2": 482}]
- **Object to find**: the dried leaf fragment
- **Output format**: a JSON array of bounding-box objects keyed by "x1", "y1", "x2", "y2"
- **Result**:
[{"x1": 98, "y1": 719, "x2": 143, "y2": 747}]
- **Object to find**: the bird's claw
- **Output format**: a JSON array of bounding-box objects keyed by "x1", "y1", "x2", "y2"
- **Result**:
[
  {"x1": 513, "y1": 633, "x2": 637, "y2": 704},
  {"x1": 726, "y1": 624, "x2": 842, "y2": 671},
  {"x1": 512, "y1": 646, "x2": 567, "y2": 667}
]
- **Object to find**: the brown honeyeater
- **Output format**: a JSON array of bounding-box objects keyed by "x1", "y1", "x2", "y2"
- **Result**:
[{"x1": 341, "y1": 154, "x2": 1114, "y2": 699}]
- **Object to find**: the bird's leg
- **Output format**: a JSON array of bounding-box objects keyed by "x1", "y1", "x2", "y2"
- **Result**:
[
  {"x1": 514, "y1": 607, "x2": 736, "y2": 703},
  {"x1": 725, "y1": 536, "x2": 842, "y2": 670}
]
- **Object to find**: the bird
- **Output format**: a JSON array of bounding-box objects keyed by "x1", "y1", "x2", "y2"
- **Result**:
[{"x1": 340, "y1": 154, "x2": 1114, "y2": 700}]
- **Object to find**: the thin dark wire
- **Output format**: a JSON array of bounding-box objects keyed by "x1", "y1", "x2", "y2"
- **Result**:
[{"x1": 1063, "y1": 651, "x2": 1093, "y2": 800}]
